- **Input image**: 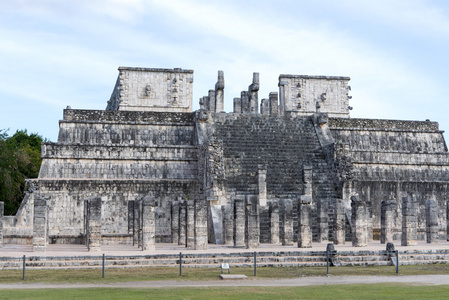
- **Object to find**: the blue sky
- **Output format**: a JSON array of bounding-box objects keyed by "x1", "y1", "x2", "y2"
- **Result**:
[{"x1": 1, "y1": 0, "x2": 449, "y2": 142}]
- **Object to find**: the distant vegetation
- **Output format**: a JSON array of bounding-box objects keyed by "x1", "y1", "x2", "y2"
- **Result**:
[{"x1": 0, "y1": 129, "x2": 47, "y2": 215}]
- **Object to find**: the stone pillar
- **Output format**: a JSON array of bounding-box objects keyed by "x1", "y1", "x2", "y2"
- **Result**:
[
  {"x1": 278, "y1": 81, "x2": 287, "y2": 115},
  {"x1": 233, "y1": 98, "x2": 242, "y2": 114},
  {"x1": 282, "y1": 199, "x2": 294, "y2": 246},
  {"x1": 215, "y1": 70, "x2": 224, "y2": 113},
  {"x1": 86, "y1": 197, "x2": 102, "y2": 252},
  {"x1": 33, "y1": 196, "x2": 48, "y2": 252},
  {"x1": 317, "y1": 199, "x2": 329, "y2": 242},
  {"x1": 208, "y1": 89, "x2": 216, "y2": 113},
  {"x1": 194, "y1": 195, "x2": 208, "y2": 250},
  {"x1": 258, "y1": 169, "x2": 267, "y2": 206},
  {"x1": 245, "y1": 195, "x2": 260, "y2": 249},
  {"x1": 178, "y1": 201, "x2": 187, "y2": 246},
  {"x1": 381, "y1": 200, "x2": 395, "y2": 244},
  {"x1": 0, "y1": 201, "x2": 3, "y2": 245},
  {"x1": 401, "y1": 196, "x2": 417, "y2": 246},
  {"x1": 233, "y1": 197, "x2": 245, "y2": 248},
  {"x1": 133, "y1": 200, "x2": 142, "y2": 246},
  {"x1": 261, "y1": 99, "x2": 269, "y2": 115},
  {"x1": 186, "y1": 200, "x2": 195, "y2": 248},
  {"x1": 351, "y1": 195, "x2": 367, "y2": 247},
  {"x1": 249, "y1": 72, "x2": 259, "y2": 114},
  {"x1": 133, "y1": 200, "x2": 142, "y2": 247},
  {"x1": 222, "y1": 204, "x2": 234, "y2": 246},
  {"x1": 269, "y1": 92, "x2": 279, "y2": 116},
  {"x1": 241, "y1": 91, "x2": 249, "y2": 113},
  {"x1": 142, "y1": 199, "x2": 155, "y2": 251},
  {"x1": 298, "y1": 195, "x2": 312, "y2": 248},
  {"x1": 333, "y1": 198, "x2": 345, "y2": 245},
  {"x1": 171, "y1": 201, "x2": 179, "y2": 244},
  {"x1": 128, "y1": 200, "x2": 134, "y2": 235},
  {"x1": 426, "y1": 199, "x2": 439, "y2": 244},
  {"x1": 270, "y1": 201, "x2": 280, "y2": 244},
  {"x1": 447, "y1": 200, "x2": 449, "y2": 241}
]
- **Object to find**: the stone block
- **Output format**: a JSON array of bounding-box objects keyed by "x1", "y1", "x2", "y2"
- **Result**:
[
  {"x1": 269, "y1": 201, "x2": 280, "y2": 244},
  {"x1": 282, "y1": 199, "x2": 294, "y2": 246},
  {"x1": 426, "y1": 199, "x2": 438, "y2": 244},
  {"x1": 333, "y1": 198, "x2": 345, "y2": 245},
  {"x1": 245, "y1": 195, "x2": 259, "y2": 249},
  {"x1": 233, "y1": 197, "x2": 245, "y2": 248},
  {"x1": 351, "y1": 195, "x2": 367, "y2": 247},
  {"x1": 381, "y1": 200, "x2": 396, "y2": 244},
  {"x1": 401, "y1": 196, "x2": 417, "y2": 246}
]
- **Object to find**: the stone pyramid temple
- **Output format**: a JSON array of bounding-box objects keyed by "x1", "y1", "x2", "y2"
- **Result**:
[{"x1": 2, "y1": 66, "x2": 448, "y2": 251}]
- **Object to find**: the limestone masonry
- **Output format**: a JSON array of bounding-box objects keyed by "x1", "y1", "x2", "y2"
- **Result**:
[{"x1": 2, "y1": 66, "x2": 449, "y2": 251}]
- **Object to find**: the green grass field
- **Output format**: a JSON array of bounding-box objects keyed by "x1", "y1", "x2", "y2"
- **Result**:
[
  {"x1": 1, "y1": 284, "x2": 449, "y2": 300},
  {"x1": 1, "y1": 265, "x2": 449, "y2": 299},
  {"x1": 1, "y1": 264, "x2": 449, "y2": 283}
]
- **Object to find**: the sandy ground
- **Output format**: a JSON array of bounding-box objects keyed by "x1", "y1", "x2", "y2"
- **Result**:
[{"x1": 0, "y1": 275, "x2": 448, "y2": 289}]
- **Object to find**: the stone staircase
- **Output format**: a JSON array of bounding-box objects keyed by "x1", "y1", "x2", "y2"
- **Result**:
[{"x1": 1, "y1": 249, "x2": 449, "y2": 270}]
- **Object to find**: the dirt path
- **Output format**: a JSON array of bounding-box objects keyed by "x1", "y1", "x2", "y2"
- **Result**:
[{"x1": 1, "y1": 275, "x2": 448, "y2": 289}]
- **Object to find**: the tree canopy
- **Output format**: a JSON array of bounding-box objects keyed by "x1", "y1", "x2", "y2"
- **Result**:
[{"x1": 0, "y1": 129, "x2": 46, "y2": 215}]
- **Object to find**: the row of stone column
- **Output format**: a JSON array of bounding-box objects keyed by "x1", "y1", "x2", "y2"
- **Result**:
[
  {"x1": 199, "y1": 71, "x2": 225, "y2": 113},
  {"x1": 171, "y1": 196, "x2": 208, "y2": 250},
  {"x1": 382, "y1": 197, "x2": 443, "y2": 246}
]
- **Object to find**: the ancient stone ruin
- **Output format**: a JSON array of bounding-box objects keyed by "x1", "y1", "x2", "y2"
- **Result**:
[{"x1": 2, "y1": 66, "x2": 449, "y2": 251}]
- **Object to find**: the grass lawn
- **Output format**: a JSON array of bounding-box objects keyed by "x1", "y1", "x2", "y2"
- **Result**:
[
  {"x1": 1, "y1": 284, "x2": 449, "y2": 300},
  {"x1": 1, "y1": 264, "x2": 449, "y2": 283}
]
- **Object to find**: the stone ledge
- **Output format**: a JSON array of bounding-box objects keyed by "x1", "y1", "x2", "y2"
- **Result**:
[{"x1": 219, "y1": 274, "x2": 248, "y2": 280}]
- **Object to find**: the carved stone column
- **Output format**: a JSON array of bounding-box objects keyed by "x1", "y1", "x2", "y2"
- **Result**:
[
  {"x1": 245, "y1": 195, "x2": 260, "y2": 249},
  {"x1": 215, "y1": 71, "x2": 224, "y2": 112},
  {"x1": 401, "y1": 196, "x2": 417, "y2": 246},
  {"x1": 233, "y1": 98, "x2": 242, "y2": 114},
  {"x1": 241, "y1": 91, "x2": 249, "y2": 114},
  {"x1": 269, "y1": 92, "x2": 279, "y2": 116},
  {"x1": 298, "y1": 195, "x2": 312, "y2": 248},
  {"x1": 86, "y1": 197, "x2": 102, "y2": 252},
  {"x1": 171, "y1": 201, "x2": 179, "y2": 244},
  {"x1": 270, "y1": 201, "x2": 280, "y2": 244},
  {"x1": 333, "y1": 198, "x2": 345, "y2": 245},
  {"x1": 194, "y1": 195, "x2": 208, "y2": 250},
  {"x1": 351, "y1": 195, "x2": 367, "y2": 247},
  {"x1": 282, "y1": 199, "x2": 294, "y2": 246},
  {"x1": 426, "y1": 199, "x2": 439, "y2": 244},
  {"x1": 142, "y1": 198, "x2": 155, "y2": 251},
  {"x1": 222, "y1": 204, "x2": 234, "y2": 246},
  {"x1": 233, "y1": 197, "x2": 245, "y2": 248},
  {"x1": 381, "y1": 200, "x2": 396, "y2": 244},
  {"x1": 208, "y1": 89, "x2": 216, "y2": 113},
  {"x1": 133, "y1": 199, "x2": 142, "y2": 246},
  {"x1": 186, "y1": 200, "x2": 195, "y2": 248},
  {"x1": 33, "y1": 195, "x2": 48, "y2": 252},
  {"x1": 249, "y1": 72, "x2": 259, "y2": 114},
  {"x1": 317, "y1": 199, "x2": 329, "y2": 242},
  {"x1": 178, "y1": 201, "x2": 187, "y2": 246},
  {"x1": 447, "y1": 200, "x2": 449, "y2": 241},
  {"x1": 128, "y1": 200, "x2": 134, "y2": 235}
]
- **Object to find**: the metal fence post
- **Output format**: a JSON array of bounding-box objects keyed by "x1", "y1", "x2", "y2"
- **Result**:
[
  {"x1": 179, "y1": 252, "x2": 182, "y2": 276},
  {"x1": 326, "y1": 248, "x2": 329, "y2": 276},
  {"x1": 254, "y1": 252, "x2": 257, "y2": 277},
  {"x1": 22, "y1": 255, "x2": 25, "y2": 280},
  {"x1": 396, "y1": 251, "x2": 399, "y2": 274},
  {"x1": 102, "y1": 254, "x2": 105, "y2": 278}
]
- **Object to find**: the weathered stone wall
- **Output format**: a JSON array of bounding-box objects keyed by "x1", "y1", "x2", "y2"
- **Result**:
[
  {"x1": 106, "y1": 67, "x2": 194, "y2": 112},
  {"x1": 330, "y1": 118, "x2": 449, "y2": 240},
  {"x1": 278, "y1": 75, "x2": 350, "y2": 118},
  {"x1": 33, "y1": 180, "x2": 195, "y2": 243}
]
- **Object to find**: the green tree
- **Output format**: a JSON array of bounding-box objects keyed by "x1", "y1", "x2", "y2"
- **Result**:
[{"x1": 0, "y1": 129, "x2": 46, "y2": 215}]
